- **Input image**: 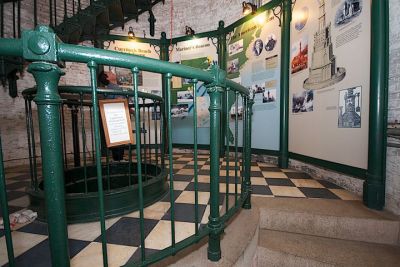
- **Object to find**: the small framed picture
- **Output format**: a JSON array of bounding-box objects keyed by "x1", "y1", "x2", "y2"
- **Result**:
[{"x1": 99, "y1": 99, "x2": 134, "y2": 147}]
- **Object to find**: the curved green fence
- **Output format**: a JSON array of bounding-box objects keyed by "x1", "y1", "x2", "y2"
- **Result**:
[{"x1": 0, "y1": 25, "x2": 253, "y2": 267}]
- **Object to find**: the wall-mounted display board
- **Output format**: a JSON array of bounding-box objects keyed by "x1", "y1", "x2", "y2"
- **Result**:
[
  {"x1": 107, "y1": 40, "x2": 162, "y2": 97},
  {"x1": 227, "y1": 10, "x2": 281, "y2": 150},
  {"x1": 169, "y1": 37, "x2": 218, "y2": 144},
  {"x1": 289, "y1": 0, "x2": 370, "y2": 169}
]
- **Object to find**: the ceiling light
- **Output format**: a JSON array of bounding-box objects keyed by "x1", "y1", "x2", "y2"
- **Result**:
[
  {"x1": 185, "y1": 26, "x2": 195, "y2": 36},
  {"x1": 242, "y1": 1, "x2": 257, "y2": 16},
  {"x1": 128, "y1": 27, "x2": 135, "y2": 39}
]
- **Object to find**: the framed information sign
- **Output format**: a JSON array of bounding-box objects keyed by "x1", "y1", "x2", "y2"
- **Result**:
[{"x1": 99, "y1": 99, "x2": 134, "y2": 147}]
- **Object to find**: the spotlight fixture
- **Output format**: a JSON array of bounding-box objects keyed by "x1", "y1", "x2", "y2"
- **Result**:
[
  {"x1": 128, "y1": 27, "x2": 135, "y2": 39},
  {"x1": 185, "y1": 26, "x2": 195, "y2": 36},
  {"x1": 242, "y1": 1, "x2": 257, "y2": 16}
]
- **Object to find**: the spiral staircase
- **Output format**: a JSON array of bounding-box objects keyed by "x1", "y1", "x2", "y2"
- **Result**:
[{"x1": 0, "y1": 0, "x2": 164, "y2": 97}]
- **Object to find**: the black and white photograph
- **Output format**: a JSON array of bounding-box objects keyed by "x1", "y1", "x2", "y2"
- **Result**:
[
  {"x1": 116, "y1": 68, "x2": 143, "y2": 86},
  {"x1": 263, "y1": 89, "x2": 276, "y2": 103},
  {"x1": 227, "y1": 58, "x2": 240, "y2": 74},
  {"x1": 253, "y1": 39, "x2": 264, "y2": 56},
  {"x1": 228, "y1": 39, "x2": 244, "y2": 56},
  {"x1": 230, "y1": 102, "x2": 243, "y2": 120},
  {"x1": 251, "y1": 84, "x2": 265, "y2": 94},
  {"x1": 335, "y1": 0, "x2": 362, "y2": 26},
  {"x1": 177, "y1": 90, "x2": 194, "y2": 102},
  {"x1": 265, "y1": 34, "x2": 277, "y2": 52},
  {"x1": 151, "y1": 105, "x2": 161, "y2": 120},
  {"x1": 338, "y1": 86, "x2": 361, "y2": 128},
  {"x1": 171, "y1": 104, "x2": 189, "y2": 118},
  {"x1": 292, "y1": 90, "x2": 313, "y2": 113}
]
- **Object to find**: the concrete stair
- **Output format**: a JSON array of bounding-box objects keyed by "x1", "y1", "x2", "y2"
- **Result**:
[
  {"x1": 159, "y1": 197, "x2": 400, "y2": 266},
  {"x1": 254, "y1": 197, "x2": 400, "y2": 267}
]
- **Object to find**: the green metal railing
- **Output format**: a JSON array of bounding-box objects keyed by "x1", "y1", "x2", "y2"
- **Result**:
[
  {"x1": 0, "y1": 25, "x2": 253, "y2": 266},
  {"x1": 22, "y1": 86, "x2": 167, "y2": 224}
]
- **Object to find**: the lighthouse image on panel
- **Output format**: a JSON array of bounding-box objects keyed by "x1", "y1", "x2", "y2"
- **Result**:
[{"x1": 303, "y1": 0, "x2": 346, "y2": 90}]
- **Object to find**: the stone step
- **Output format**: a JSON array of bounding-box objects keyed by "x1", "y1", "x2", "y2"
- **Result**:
[
  {"x1": 254, "y1": 198, "x2": 400, "y2": 245},
  {"x1": 257, "y1": 229, "x2": 400, "y2": 267},
  {"x1": 155, "y1": 197, "x2": 260, "y2": 266}
]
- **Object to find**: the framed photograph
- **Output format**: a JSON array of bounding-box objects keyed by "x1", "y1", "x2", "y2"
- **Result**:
[{"x1": 99, "y1": 99, "x2": 134, "y2": 148}]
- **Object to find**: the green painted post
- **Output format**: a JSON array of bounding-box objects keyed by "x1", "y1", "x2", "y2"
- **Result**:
[
  {"x1": 363, "y1": 0, "x2": 389, "y2": 210},
  {"x1": 0, "y1": 137, "x2": 15, "y2": 266},
  {"x1": 279, "y1": 0, "x2": 291, "y2": 169},
  {"x1": 28, "y1": 62, "x2": 70, "y2": 267},
  {"x1": 160, "y1": 32, "x2": 169, "y2": 156},
  {"x1": 243, "y1": 95, "x2": 254, "y2": 209},
  {"x1": 207, "y1": 67, "x2": 224, "y2": 261},
  {"x1": 218, "y1": 20, "x2": 227, "y2": 156}
]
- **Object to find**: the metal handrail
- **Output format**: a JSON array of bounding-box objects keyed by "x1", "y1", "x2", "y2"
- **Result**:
[{"x1": 0, "y1": 26, "x2": 254, "y2": 267}]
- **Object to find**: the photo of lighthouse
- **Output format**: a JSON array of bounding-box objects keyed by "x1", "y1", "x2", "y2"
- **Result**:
[{"x1": 303, "y1": 0, "x2": 346, "y2": 90}]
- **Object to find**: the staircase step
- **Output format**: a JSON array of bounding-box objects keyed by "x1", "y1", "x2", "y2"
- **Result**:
[
  {"x1": 255, "y1": 198, "x2": 400, "y2": 245},
  {"x1": 257, "y1": 229, "x2": 400, "y2": 267}
]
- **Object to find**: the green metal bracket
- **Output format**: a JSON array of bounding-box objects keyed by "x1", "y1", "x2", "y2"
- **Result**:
[
  {"x1": 206, "y1": 64, "x2": 227, "y2": 88},
  {"x1": 22, "y1": 25, "x2": 62, "y2": 63}
]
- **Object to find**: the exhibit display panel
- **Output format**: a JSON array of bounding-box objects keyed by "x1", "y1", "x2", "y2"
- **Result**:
[
  {"x1": 169, "y1": 37, "x2": 218, "y2": 144},
  {"x1": 107, "y1": 40, "x2": 162, "y2": 97},
  {"x1": 289, "y1": 0, "x2": 370, "y2": 170},
  {"x1": 227, "y1": 9, "x2": 281, "y2": 150}
]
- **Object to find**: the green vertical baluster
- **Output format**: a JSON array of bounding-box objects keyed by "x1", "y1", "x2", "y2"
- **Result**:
[
  {"x1": 29, "y1": 62, "x2": 70, "y2": 267},
  {"x1": 279, "y1": 0, "x2": 291, "y2": 169},
  {"x1": 60, "y1": 104, "x2": 66, "y2": 168},
  {"x1": 154, "y1": 102, "x2": 159, "y2": 168},
  {"x1": 24, "y1": 98, "x2": 34, "y2": 189},
  {"x1": 80, "y1": 93, "x2": 88, "y2": 193},
  {"x1": 142, "y1": 99, "x2": 148, "y2": 181},
  {"x1": 241, "y1": 96, "x2": 247, "y2": 196},
  {"x1": 90, "y1": 107, "x2": 95, "y2": 162},
  {"x1": 243, "y1": 95, "x2": 253, "y2": 209},
  {"x1": 148, "y1": 105, "x2": 152, "y2": 168},
  {"x1": 192, "y1": 79, "x2": 199, "y2": 235},
  {"x1": 128, "y1": 96, "x2": 132, "y2": 187},
  {"x1": 207, "y1": 81, "x2": 223, "y2": 261},
  {"x1": 132, "y1": 67, "x2": 146, "y2": 262},
  {"x1": 88, "y1": 61, "x2": 108, "y2": 267},
  {"x1": 234, "y1": 92, "x2": 239, "y2": 206},
  {"x1": 160, "y1": 101, "x2": 165, "y2": 169},
  {"x1": 106, "y1": 148, "x2": 110, "y2": 191},
  {"x1": 28, "y1": 99, "x2": 38, "y2": 190},
  {"x1": 0, "y1": 136, "x2": 15, "y2": 266},
  {"x1": 165, "y1": 73, "x2": 176, "y2": 251},
  {"x1": 225, "y1": 87, "x2": 230, "y2": 213}
]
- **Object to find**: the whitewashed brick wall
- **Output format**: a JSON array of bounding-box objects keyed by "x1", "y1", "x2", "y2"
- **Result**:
[{"x1": 386, "y1": 0, "x2": 400, "y2": 215}]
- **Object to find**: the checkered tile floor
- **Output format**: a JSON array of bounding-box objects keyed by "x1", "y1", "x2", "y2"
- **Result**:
[{"x1": 0, "y1": 153, "x2": 360, "y2": 266}]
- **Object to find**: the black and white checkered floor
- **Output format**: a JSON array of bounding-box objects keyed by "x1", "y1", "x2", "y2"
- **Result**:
[{"x1": 0, "y1": 153, "x2": 360, "y2": 266}]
